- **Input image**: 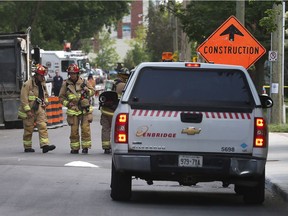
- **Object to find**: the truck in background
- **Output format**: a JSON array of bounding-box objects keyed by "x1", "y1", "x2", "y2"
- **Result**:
[
  {"x1": 0, "y1": 28, "x2": 35, "y2": 129},
  {"x1": 40, "y1": 44, "x2": 89, "y2": 81}
]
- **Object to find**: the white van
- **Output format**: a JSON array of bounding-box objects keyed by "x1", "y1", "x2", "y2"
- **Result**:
[
  {"x1": 40, "y1": 49, "x2": 89, "y2": 80},
  {"x1": 109, "y1": 62, "x2": 273, "y2": 204}
]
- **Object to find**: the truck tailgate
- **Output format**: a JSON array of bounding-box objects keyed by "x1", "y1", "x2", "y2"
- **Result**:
[{"x1": 129, "y1": 109, "x2": 254, "y2": 154}]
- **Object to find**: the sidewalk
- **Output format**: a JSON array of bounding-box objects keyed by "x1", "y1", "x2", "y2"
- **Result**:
[{"x1": 266, "y1": 133, "x2": 288, "y2": 202}]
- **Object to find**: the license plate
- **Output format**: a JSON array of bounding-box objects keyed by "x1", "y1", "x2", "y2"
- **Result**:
[{"x1": 178, "y1": 155, "x2": 203, "y2": 167}]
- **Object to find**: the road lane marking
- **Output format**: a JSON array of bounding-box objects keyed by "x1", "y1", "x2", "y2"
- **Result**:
[{"x1": 64, "y1": 161, "x2": 99, "y2": 168}]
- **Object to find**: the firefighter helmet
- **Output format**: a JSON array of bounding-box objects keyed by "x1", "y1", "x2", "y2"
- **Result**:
[
  {"x1": 35, "y1": 64, "x2": 46, "y2": 76},
  {"x1": 117, "y1": 68, "x2": 130, "y2": 82},
  {"x1": 67, "y1": 63, "x2": 80, "y2": 73}
]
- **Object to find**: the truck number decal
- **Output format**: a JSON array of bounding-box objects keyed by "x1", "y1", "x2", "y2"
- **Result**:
[{"x1": 221, "y1": 147, "x2": 235, "y2": 152}]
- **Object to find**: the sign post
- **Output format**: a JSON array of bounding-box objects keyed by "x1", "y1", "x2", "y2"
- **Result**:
[{"x1": 197, "y1": 16, "x2": 266, "y2": 69}]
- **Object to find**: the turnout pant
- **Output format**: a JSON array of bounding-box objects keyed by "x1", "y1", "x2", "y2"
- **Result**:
[
  {"x1": 67, "y1": 114, "x2": 92, "y2": 150},
  {"x1": 23, "y1": 107, "x2": 49, "y2": 149},
  {"x1": 100, "y1": 113, "x2": 112, "y2": 150}
]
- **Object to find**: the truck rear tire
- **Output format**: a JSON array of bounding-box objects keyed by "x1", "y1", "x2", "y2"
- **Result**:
[
  {"x1": 243, "y1": 171, "x2": 265, "y2": 205},
  {"x1": 110, "y1": 161, "x2": 132, "y2": 201},
  {"x1": 234, "y1": 184, "x2": 246, "y2": 195}
]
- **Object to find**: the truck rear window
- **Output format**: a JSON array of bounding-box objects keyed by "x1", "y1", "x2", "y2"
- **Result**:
[{"x1": 128, "y1": 67, "x2": 255, "y2": 112}]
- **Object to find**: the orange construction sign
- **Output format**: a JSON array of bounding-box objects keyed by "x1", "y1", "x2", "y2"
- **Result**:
[
  {"x1": 162, "y1": 52, "x2": 173, "y2": 62},
  {"x1": 197, "y1": 16, "x2": 266, "y2": 69}
]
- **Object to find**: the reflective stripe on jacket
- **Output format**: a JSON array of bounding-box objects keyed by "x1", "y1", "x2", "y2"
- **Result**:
[
  {"x1": 18, "y1": 77, "x2": 49, "y2": 118},
  {"x1": 59, "y1": 77, "x2": 95, "y2": 116}
]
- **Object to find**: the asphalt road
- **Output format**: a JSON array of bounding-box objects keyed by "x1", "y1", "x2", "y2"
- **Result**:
[{"x1": 0, "y1": 109, "x2": 288, "y2": 216}]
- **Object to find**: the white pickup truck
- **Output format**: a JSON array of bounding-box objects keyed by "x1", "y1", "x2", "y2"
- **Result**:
[{"x1": 109, "y1": 62, "x2": 273, "y2": 204}]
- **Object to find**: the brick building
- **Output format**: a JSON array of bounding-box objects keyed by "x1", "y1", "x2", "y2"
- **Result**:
[{"x1": 117, "y1": 0, "x2": 145, "y2": 39}]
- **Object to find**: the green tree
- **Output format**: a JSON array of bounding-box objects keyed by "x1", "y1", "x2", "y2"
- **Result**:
[
  {"x1": 146, "y1": 1, "x2": 173, "y2": 61},
  {"x1": 92, "y1": 31, "x2": 120, "y2": 70},
  {"x1": 0, "y1": 1, "x2": 129, "y2": 50},
  {"x1": 123, "y1": 25, "x2": 150, "y2": 69}
]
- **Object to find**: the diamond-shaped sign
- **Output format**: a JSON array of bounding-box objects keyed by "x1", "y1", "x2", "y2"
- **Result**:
[{"x1": 197, "y1": 16, "x2": 266, "y2": 69}]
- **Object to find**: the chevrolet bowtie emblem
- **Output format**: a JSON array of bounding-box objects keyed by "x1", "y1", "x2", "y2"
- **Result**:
[{"x1": 181, "y1": 127, "x2": 201, "y2": 135}]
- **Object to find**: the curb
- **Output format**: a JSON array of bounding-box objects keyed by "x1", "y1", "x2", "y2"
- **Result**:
[
  {"x1": 265, "y1": 178, "x2": 288, "y2": 202},
  {"x1": 47, "y1": 123, "x2": 67, "y2": 130}
]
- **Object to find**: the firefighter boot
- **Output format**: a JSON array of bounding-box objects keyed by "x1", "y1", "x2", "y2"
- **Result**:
[
  {"x1": 70, "y1": 149, "x2": 79, "y2": 154},
  {"x1": 82, "y1": 148, "x2": 88, "y2": 154},
  {"x1": 104, "y1": 149, "x2": 111, "y2": 154},
  {"x1": 24, "y1": 148, "x2": 35, "y2": 153},
  {"x1": 42, "y1": 145, "x2": 56, "y2": 153}
]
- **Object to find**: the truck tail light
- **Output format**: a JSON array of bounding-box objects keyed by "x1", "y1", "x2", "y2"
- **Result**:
[
  {"x1": 114, "y1": 113, "x2": 128, "y2": 144},
  {"x1": 253, "y1": 117, "x2": 267, "y2": 148},
  {"x1": 185, "y1": 63, "x2": 201, "y2": 67}
]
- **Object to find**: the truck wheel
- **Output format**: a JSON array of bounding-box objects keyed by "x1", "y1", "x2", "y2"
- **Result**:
[
  {"x1": 110, "y1": 161, "x2": 132, "y2": 201},
  {"x1": 234, "y1": 185, "x2": 247, "y2": 195},
  {"x1": 243, "y1": 171, "x2": 265, "y2": 205},
  {"x1": 15, "y1": 120, "x2": 23, "y2": 129},
  {"x1": 4, "y1": 120, "x2": 23, "y2": 129},
  {"x1": 4, "y1": 121, "x2": 16, "y2": 129}
]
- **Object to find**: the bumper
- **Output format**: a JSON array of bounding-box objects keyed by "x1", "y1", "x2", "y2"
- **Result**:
[{"x1": 113, "y1": 153, "x2": 266, "y2": 177}]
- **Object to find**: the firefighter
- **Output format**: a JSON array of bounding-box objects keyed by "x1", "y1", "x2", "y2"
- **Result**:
[
  {"x1": 100, "y1": 69, "x2": 129, "y2": 154},
  {"x1": 59, "y1": 63, "x2": 95, "y2": 154},
  {"x1": 115, "y1": 62, "x2": 124, "y2": 73},
  {"x1": 18, "y1": 64, "x2": 56, "y2": 153}
]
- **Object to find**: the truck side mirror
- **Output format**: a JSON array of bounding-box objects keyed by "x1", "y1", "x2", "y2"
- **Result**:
[{"x1": 259, "y1": 95, "x2": 273, "y2": 108}]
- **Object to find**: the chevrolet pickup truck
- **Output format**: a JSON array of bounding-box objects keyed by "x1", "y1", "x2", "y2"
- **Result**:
[{"x1": 109, "y1": 62, "x2": 273, "y2": 204}]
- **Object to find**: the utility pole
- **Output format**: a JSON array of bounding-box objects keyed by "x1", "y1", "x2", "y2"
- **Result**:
[
  {"x1": 236, "y1": 0, "x2": 245, "y2": 25},
  {"x1": 282, "y1": 2, "x2": 286, "y2": 123},
  {"x1": 270, "y1": 2, "x2": 285, "y2": 124}
]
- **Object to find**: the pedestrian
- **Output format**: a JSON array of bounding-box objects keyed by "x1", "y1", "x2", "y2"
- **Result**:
[
  {"x1": 100, "y1": 70, "x2": 129, "y2": 154},
  {"x1": 52, "y1": 71, "x2": 63, "y2": 96},
  {"x1": 18, "y1": 64, "x2": 56, "y2": 153},
  {"x1": 87, "y1": 73, "x2": 96, "y2": 106},
  {"x1": 59, "y1": 63, "x2": 95, "y2": 154}
]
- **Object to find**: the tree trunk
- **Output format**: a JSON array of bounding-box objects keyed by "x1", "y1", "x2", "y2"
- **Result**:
[
  {"x1": 30, "y1": 2, "x2": 43, "y2": 31},
  {"x1": 252, "y1": 57, "x2": 266, "y2": 94}
]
